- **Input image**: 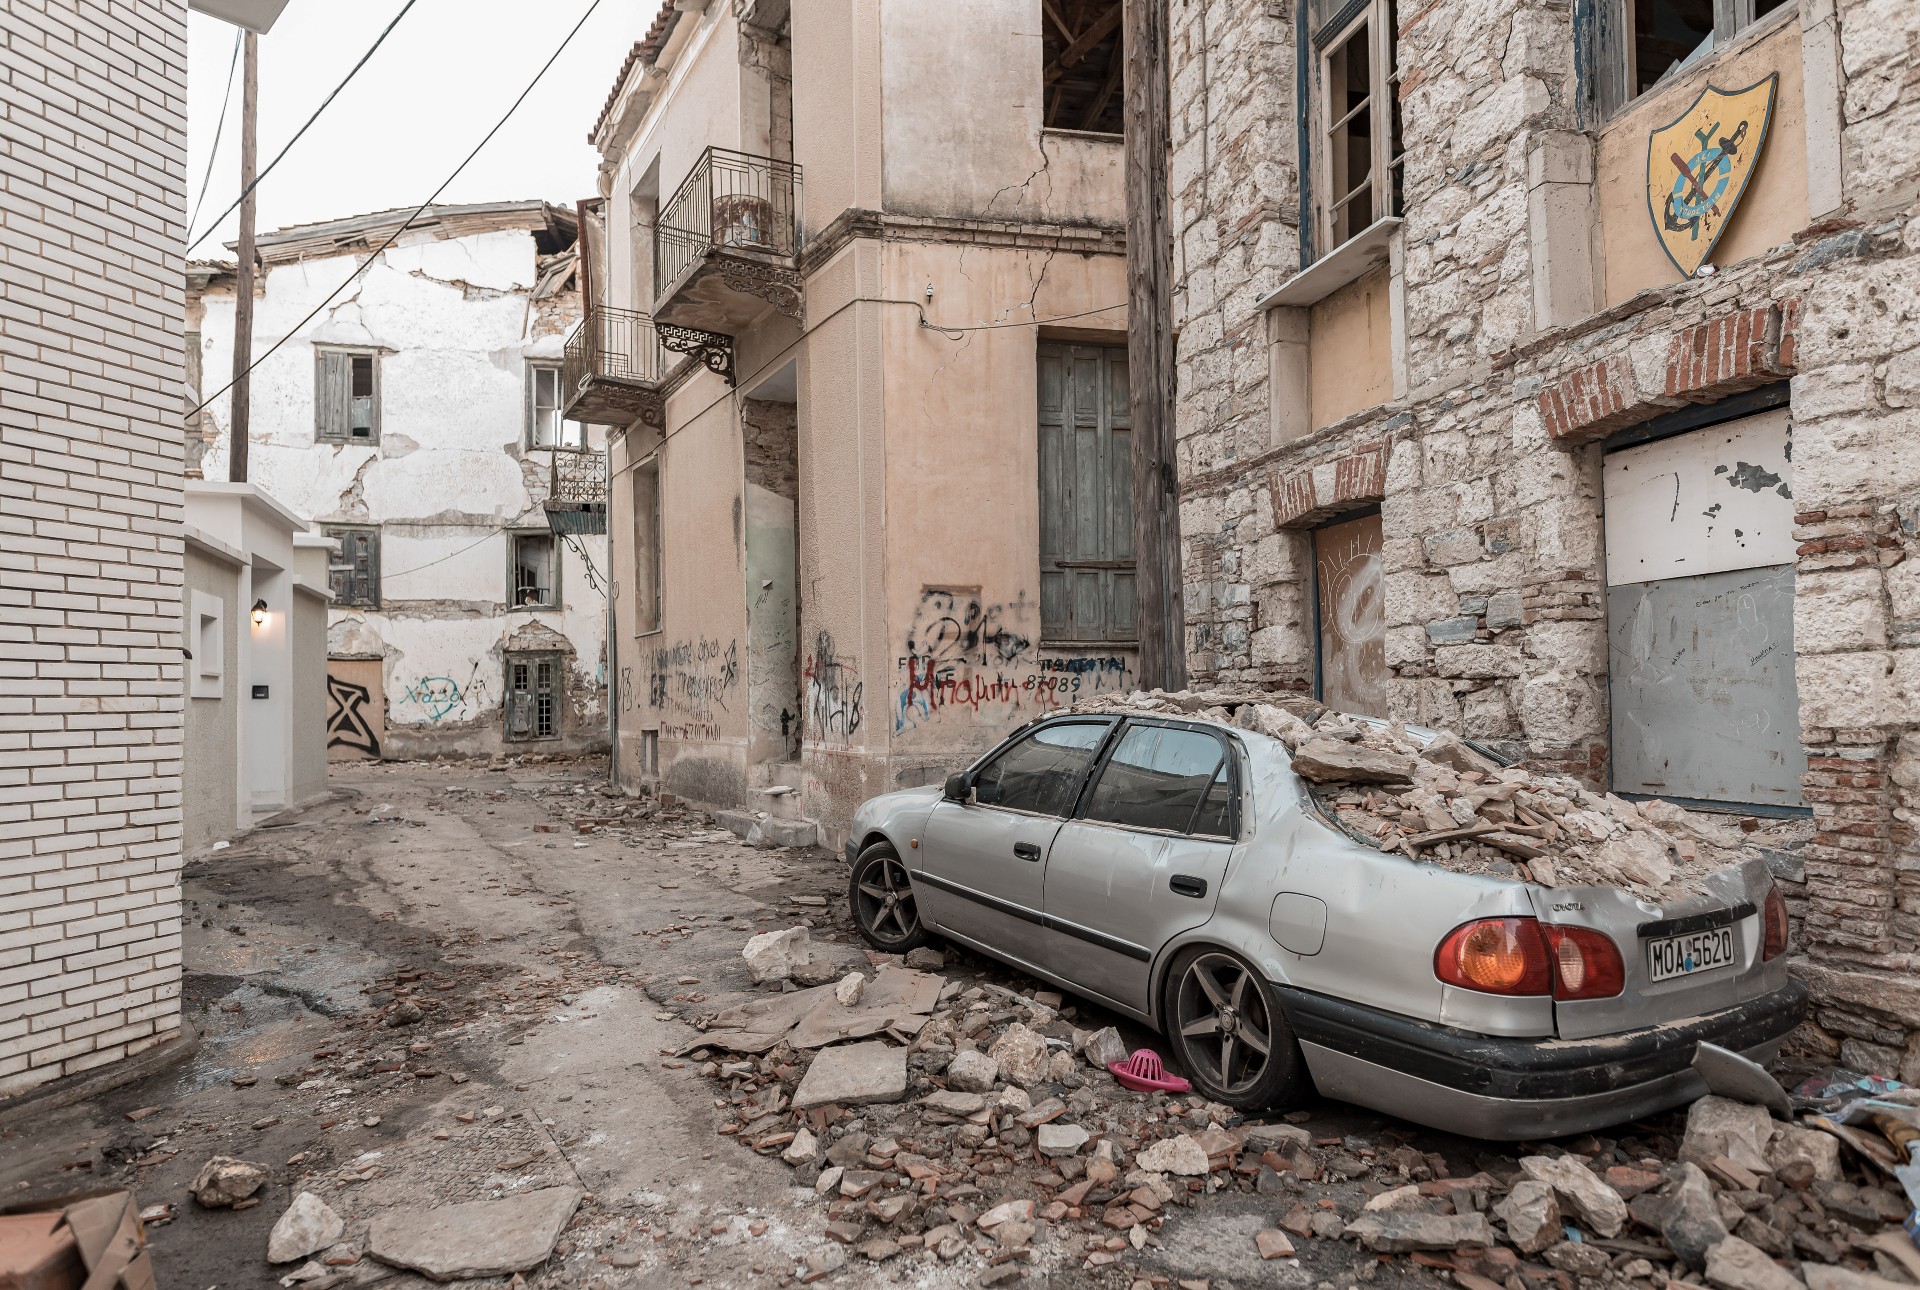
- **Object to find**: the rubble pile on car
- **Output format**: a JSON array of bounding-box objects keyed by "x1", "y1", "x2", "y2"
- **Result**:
[
  {"x1": 685, "y1": 937, "x2": 1920, "y2": 1287},
  {"x1": 1072, "y1": 687, "x2": 1791, "y2": 899}
]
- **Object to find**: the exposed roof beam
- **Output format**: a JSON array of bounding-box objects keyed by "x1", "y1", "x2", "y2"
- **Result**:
[{"x1": 1043, "y1": 2, "x2": 1122, "y2": 83}]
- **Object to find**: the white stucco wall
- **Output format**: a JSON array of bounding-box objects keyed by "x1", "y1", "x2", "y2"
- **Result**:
[{"x1": 193, "y1": 220, "x2": 608, "y2": 757}]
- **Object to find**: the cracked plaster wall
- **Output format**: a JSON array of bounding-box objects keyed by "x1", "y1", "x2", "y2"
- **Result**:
[{"x1": 191, "y1": 226, "x2": 605, "y2": 758}]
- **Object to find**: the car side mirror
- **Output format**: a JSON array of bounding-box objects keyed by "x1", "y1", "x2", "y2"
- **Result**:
[{"x1": 943, "y1": 772, "x2": 974, "y2": 803}]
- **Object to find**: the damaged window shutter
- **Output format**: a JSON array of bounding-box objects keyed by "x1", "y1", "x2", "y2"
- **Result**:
[
  {"x1": 316, "y1": 350, "x2": 350, "y2": 442},
  {"x1": 1038, "y1": 342, "x2": 1136, "y2": 644}
]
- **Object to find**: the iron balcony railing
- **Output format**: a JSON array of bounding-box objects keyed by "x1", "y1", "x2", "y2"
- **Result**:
[
  {"x1": 654, "y1": 147, "x2": 803, "y2": 301},
  {"x1": 563, "y1": 305, "x2": 666, "y2": 404},
  {"x1": 544, "y1": 446, "x2": 607, "y2": 536}
]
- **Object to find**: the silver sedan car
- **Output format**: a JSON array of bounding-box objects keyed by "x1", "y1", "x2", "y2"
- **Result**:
[{"x1": 842, "y1": 711, "x2": 1805, "y2": 1139}]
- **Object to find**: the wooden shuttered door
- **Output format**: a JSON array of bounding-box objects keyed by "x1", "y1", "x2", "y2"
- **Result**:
[
  {"x1": 326, "y1": 527, "x2": 380, "y2": 608},
  {"x1": 316, "y1": 350, "x2": 352, "y2": 442},
  {"x1": 1038, "y1": 342, "x2": 1136, "y2": 643}
]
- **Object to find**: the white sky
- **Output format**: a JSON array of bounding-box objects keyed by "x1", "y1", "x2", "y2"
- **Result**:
[{"x1": 186, "y1": 0, "x2": 651, "y2": 257}]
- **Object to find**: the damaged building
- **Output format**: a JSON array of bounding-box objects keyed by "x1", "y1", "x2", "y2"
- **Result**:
[
  {"x1": 1166, "y1": 0, "x2": 1919, "y2": 1070},
  {"x1": 571, "y1": 0, "x2": 1143, "y2": 841},
  {"x1": 187, "y1": 201, "x2": 609, "y2": 760}
]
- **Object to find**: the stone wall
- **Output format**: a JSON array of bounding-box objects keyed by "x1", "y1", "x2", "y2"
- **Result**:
[{"x1": 1171, "y1": 0, "x2": 1920, "y2": 1067}]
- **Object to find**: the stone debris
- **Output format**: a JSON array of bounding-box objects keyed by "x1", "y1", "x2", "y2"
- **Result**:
[
  {"x1": 1518, "y1": 1153, "x2": 1628, "y2": 1236},
  {"x1": 741, "y1": 925, "x2": 811, "y2": 983},
  {"x1": 267, "y1": 1191, "x2": 344, "y2": 1264},
  {"x1": 1135, "y1": 1135, "x2": 1210, "y2": 1176},
  {"x1": 791, "y1": 1040, "x2": 908, "y2": 1109},
  {"x1": 1343, "y1": 1210, "x2": 1496, "y2": 1253},
  {"x1": 1493, "y1": 1178, "x2": 1560, "y2": 1253},
  {"x1": 190, "y1": 1155, "x2": 269, "y2": 1208},
  {"x1": 834, "y1": 971, "x2": 866, "y2": 1007},
  {"x1": 1706, "y1": 1234, "x2": 1806, "y2": 1290},
  {"x1": 368, "y1": 1187, "x2": 582, "y2": 1279},
  {"x1": 946, "y1": 1049, "x2": 999, "y2": 1093},
  {"x1": 1071, "y1": 689, "x2": 1792, "y2": 897},
  {"x1": 1079, "y1": 1026, "x2": 1128, "y2": 1071}
]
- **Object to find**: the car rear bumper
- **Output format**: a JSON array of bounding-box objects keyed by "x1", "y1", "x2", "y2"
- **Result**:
[{"x1": 1280, "y1": 978, "x2": 1808, "y2": 1140}]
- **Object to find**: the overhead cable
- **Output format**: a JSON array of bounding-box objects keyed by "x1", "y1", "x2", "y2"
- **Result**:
[{"x1": 187, "y1": 29, "x2": 243, "y2": 241}]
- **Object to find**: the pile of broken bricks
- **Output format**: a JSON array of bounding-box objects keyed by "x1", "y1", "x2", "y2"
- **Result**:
[{"x1": 688, "y1": 922, "x2": 1920, "y2": 1288}]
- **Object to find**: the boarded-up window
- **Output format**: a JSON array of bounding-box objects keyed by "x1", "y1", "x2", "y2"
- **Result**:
[
  {"x1": 506, "y1": 654, "x2": 559, "y2": 740},
  {"x1": 1039, "y1": 342, "x2": 1136, "y2": 644},
  {"x1": 316, "y1": 349, "x2": 379, "y2": 443},
  {"x1": 632, "y1": 457, "x2": 662, "y2": 634},
  {"x1": 1604, "y1": 404, "x2": 1804, "y2": 808},
  {"x1": 324, "y1": 526, "x2": 380, "y2": 608},
  {"x1": 510, "y1": 533, "x2": 558, "y2": 609},
  {"x1": 1313, "y1": 510, "x2": 1386, "y2": 717}
]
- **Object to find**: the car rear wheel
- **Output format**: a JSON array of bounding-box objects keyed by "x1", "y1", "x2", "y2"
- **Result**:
[
  {"x1": 848, "y1": 842, "x2": 928, "y2": 953},
  {"x1": 1163, "y1": 947, "x2": 1309, "y2": 1110}
]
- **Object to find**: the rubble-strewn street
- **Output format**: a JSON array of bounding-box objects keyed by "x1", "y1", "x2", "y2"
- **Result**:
[{"x1": 5, "y1": 758, "x2": 1918, "y2": 1290}]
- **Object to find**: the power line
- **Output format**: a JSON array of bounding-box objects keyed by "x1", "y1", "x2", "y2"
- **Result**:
[
  {"x1": 186, "y1": 0, "x2": 421, "y2": 257},
  {"x1": 187, "y1": 29, "x2": 242, "y2": 241},
  {"x1": 190, "y1": 0, "x2": 605, "y2": 421}
]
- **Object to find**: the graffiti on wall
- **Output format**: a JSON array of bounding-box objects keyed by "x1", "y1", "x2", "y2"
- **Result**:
[
  {"x1": 894, "y1": 590, "x2": 1133, "y2": 732},
  {"x1": 399, "y1": 669, "x2": 493, "y2": 722},
  {"x1": 327, "y1": 675, "x2": 382, "y2": 758},
  {"x1": 644, "y1": 637, "x2": 740, "y2": 741},
  {"x1": 803, "y1": 630, "x2": 864, "y2": 743}
]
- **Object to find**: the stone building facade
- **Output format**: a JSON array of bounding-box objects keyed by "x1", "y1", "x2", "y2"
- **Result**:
[
  {"x1": 1170, "y1": 0, "x2": 1919, "y2": 1070},
  {"x1": 0, "y1": 0, "x2": 189, "y2": 1097},
  {"x1": 188, "y1": 203, "x2": 609, "y2": 762}
]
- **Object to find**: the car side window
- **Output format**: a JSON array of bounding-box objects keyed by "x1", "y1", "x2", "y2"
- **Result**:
[
  {"x1": 971, "y1": 721, "x2": 1108, "y2": 816},
  {"x1": 1083, "y1": 724, "x2": 1233, "y2": 836}
]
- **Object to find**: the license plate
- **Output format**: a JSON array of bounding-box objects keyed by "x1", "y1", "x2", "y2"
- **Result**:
[{"x1": 1646, "y1": 926, "x2": 1736, "y2": 982}]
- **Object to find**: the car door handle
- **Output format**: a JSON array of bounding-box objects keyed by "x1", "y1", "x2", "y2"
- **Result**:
[
  {"x1": 1013, "y1": 842, "x2": 1042, "y2": 861},
  {"x1": 1169, "y1": 875, "x2": 1208, "y2": 898}
]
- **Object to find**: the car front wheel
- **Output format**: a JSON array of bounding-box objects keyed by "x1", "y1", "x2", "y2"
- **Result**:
[
  {"x1": 1163, "y1": 946, "x2": 1309, "y2": 1110},
  {"x1": 848, "y1": 841, "x2": 928, "y2": 953}
]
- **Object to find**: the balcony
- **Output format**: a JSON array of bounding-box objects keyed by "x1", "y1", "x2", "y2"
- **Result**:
[
  {"x1": 654, "y1": 147, "x2": 803, "y2": 333},
  {"x1": 561, "y1": 305, "x2": 733, "y2": 430},
  {"x1": 543, "y1": 447, "x2": 607, "y2": 535}
]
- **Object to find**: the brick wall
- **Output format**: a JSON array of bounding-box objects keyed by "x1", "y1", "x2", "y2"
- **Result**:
[{"x1": 0, "y1": 0, "x2": 188, "y2": 1097}]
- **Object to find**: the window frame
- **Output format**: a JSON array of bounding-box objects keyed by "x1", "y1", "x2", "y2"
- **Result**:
[
  {"x1": 323, "y1": 524, "x2": 381, "y2": 609},
  {"x1": 964, "y1": 717, "x2": 1118, "y2": 821},
  {"x1": 631, "y1": 454, "x2": 663, "y2": 636},
  {"x1": 314, "y1": 346, "x2": 381, "y2": 445},
  {"x1": 1590, "y1": 0, "x2": 1797, "y2": 119},
  {"x1": 189, "y1": 589, "x2": 223, "y2": 699},
  {"x1": 1303, "y1": 0, "x2": 1404, "y2": 265},
  {"x1": 526, "y1": 361, "x2": 586, "y2": 450},
  {"x1": 1072, "y1": 718, "x2": 1244, "y2": 841},
  {"x1": 507, "y1": 530, "x2": 561, "y2": 612}
]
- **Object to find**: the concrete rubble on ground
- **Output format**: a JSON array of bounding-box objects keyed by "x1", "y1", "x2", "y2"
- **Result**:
[
  {"x1": 366, "y1": 1187, "x2": 584, "y2": 1279},
  {"x1": 1073, "y1": 688, "x2": 1810, "y2": 898}
]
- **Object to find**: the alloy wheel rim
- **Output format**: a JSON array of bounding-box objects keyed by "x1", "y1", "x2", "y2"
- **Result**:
[
  {"x1": 855, "y1": 855, "x2": 918, "y2": 944},
  {"x1": 1174, "y1": 953, "x2": 1274, "y2": 1096}
]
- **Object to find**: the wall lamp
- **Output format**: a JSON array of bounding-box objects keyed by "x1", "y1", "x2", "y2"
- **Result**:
[{"x1": 251, "y1": 598, "x2": 268, "y2": 626}]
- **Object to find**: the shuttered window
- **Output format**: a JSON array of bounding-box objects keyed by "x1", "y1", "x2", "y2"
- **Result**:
[
  {"x1": 1038, "y1": 342, "x2": 1136, "y2": 644},
  {"x1": 506, "y1": 654, "x2": 559, "y2": 740},
  {"x1": 315, "y1": 349, "x2": 379, "y2": 443},
  {"x1": 324, "y1": 526, "x2": 381, "y2": 608}
]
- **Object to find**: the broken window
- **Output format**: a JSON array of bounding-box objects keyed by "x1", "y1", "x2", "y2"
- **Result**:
[
  {"x1": 509, "y1": 532, "x2": 559, "y2": 610},
  {"x1": 527, "y1": 363, "x2": 585, "y2": 450},
  {"x1": 1313, "y1": 509, "x2": 1387, "y2": 718},
  {"x1": 324, "y1": 525, "x2": 380, "y2": 608},
  {"x1": 1038, "y1": 342, "x2": 1136, "y2": 644},
  {"x1": 1041, "y1": 0, "x2": 1124, "y2": 135},
  {"x1": 1603, "y1": 399, "x2": 1805, "y2": 809},
  {"x1": 1305, "y1": 0, "x2": 1404, "y2": 257},
  {"x1": 315, "y1": 349, "x2": 379, "y2": 444},
  {"x1": 631, "y1": 456, "x2": 662, "y2": 634},
  {"x1": 506, "y1": 654, "x2": 559, "y2": 740},
  {"x1": 1598, "y1": 0, "x2": 1792, "y2": 115}
]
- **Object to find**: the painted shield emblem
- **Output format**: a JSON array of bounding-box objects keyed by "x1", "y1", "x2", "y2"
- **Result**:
[{"x1": 1645, "y1": 74, "x2": 1778, "y2": 278}]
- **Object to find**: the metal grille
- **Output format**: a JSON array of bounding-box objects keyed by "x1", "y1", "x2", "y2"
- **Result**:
[{"x1": 655, "y1": 147, "x2": 803, "y2": 301}]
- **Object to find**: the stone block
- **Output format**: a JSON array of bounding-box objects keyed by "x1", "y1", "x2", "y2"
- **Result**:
[
  {"x1": 1796, "y1": 569, "x2": 1890, "y2": 654},
  {"x1": 792, "y1": 1041, "x2": 908, "y2": 1109},
  {"x1": 368, "y1": 1187, "x2": 582, "y2": 1280},
  {"x1": 1485, "y1": 589, "x2": 1525, "y2": 630},
  {"x1": 1426, "y1": 616, "x2": 1479, "y2": 645},
  {"x1": 1343, "y1": 1210, "x2": 1497, "y2": 1253},
  {"x1": 742, "y1": 926, "x2": 811, "y2": 984},
  {"x1": 1422, "y1": 529, "x2": 1483, "y2": 566},
  {"x1": 761, "y1": 817, "x2": 818, "y2": 848}
]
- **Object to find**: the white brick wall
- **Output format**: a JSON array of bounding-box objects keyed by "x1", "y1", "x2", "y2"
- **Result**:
[{"x1": 0, "y1": 0, "x2": 188, "y2": 1097}]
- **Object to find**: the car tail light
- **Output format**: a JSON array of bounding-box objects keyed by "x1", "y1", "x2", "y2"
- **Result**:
[
  {"x1": 1435, "y1": 918, "x2": 1552, "y2": 996},
  {"x1": 1762, "y1": 885, "x2": 1790, "y2": 960},
  {"x1": 1543, "y1": 925, "x2": 1625, "y2": 1000}
]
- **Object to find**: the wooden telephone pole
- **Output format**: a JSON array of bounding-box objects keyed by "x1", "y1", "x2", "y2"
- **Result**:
[
  {"x1": 1123, "y1": 0, "x2": 1185, "y2": 690},
  {"x1": 228, "y1": 30, "x2": 259, "y2": 483}
]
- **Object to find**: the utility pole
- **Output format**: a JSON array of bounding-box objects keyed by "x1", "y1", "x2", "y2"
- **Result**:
[
  {"x1": 228, "y1": 30, "x2": 259, "y2": 484},
  {"x1": 1123, "y1": 0, "x2": 1185, "y2": 690}
]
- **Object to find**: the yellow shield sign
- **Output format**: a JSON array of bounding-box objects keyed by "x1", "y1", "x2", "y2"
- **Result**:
[{"x1": 1645, "y1": 74, "x2": 1778, "y2": 278}]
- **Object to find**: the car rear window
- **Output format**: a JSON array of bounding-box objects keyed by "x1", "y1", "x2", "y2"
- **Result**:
[
  {"x1": 1083, "y1": 725, "x2": 1231, "y2": 835},
  {"x1": 972, "y1": 721, "x2": 1108, "y2": 816}
]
